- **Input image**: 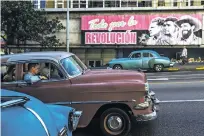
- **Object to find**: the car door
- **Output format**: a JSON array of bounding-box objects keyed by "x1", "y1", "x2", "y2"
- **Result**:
[
  {"x1": 142, "y1": 52, "x2": 153, "y2": 69},
  {"x1": 128, "y1": 52, "x2": 143, "y2": 69},
  {"x1": 13, "y1": 61, "x2": 73, "y2": 106},
  {"x1": 1, "y1": 63, "x2": 19, "y2": 91}
]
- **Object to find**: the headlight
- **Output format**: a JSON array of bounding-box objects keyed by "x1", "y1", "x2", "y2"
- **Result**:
[
  {"x1": 145, "y1": 82, "x2": 149, "y2": 92},
  {"x1": 68, "y1": 110, "x2": 82, "y2": 131}
]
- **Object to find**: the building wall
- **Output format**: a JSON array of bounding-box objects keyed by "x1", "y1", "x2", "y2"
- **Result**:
[
  {"x1": 49, "y1": 10, "x2": 204, "y2": 46},
  {"x1": 47, "y1": 10, "x2": 204, "y2": 66}
]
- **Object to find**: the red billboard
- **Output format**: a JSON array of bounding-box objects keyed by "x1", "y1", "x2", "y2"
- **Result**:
[{"x1": 81, "y1": 14, "x2": 202, "y2": 46}]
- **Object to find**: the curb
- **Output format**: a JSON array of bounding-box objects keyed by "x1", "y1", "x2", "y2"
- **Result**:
[{"x1": 166, "y1": 66, "x2": 204, "y2": 71}]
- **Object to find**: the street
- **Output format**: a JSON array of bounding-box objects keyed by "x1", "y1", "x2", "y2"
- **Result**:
[{"x1": 74, "y1": 71, "x2": 204, "y2": 136}]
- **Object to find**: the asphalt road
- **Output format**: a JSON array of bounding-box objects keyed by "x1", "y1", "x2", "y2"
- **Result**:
[{"x1": 74, "y1": 71, "x2": 204, "y2": 136}]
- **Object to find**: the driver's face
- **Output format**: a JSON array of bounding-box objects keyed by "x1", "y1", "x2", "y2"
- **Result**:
[{"x1": 31, "y1": 65, "x2": 40, "y2": 75}]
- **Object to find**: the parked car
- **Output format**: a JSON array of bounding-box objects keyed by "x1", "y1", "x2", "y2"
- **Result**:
[
  {"x1": 1, "y1": 89, "x2": 82, "y2": 136},
  {"x1": 107, "y1": 50, "x2": 174, "y2": 72},
  {"x1": 1, "y1": 52, "x2": 159, "y2": 136}
]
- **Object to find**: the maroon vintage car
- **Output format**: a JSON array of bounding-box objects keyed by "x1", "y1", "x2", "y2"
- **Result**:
[{"x1": 1, "y1": 52, "x2": 159, "y2": 136}]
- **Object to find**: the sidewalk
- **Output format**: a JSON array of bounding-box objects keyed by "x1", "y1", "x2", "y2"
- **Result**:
[{"x1": 165, "y1": 63, "x2": 204, "y2": 71}]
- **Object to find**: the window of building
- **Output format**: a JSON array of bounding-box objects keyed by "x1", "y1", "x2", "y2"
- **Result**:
[
  {"x1": 105, "y1": 0, "x2": 120, "y2": 7},
  {"x1": 158, "y1": 0, "x2": 165, "y2": 6},
  {"x1": 33, "y1": 0, "x2": 46, "y2": 9},
  {"x1": 46, "y1": 0, "x2": 55, "y2": 8},
  {"x1": 55, "y1": 0, "x2": 64, "y2": 8},
  {"x1": 202, "y1": 0, "x2": 204, "y2": 5},
  {"x1": 185, "y1": 0, "x2": 188, "y2": 6},
  {"x1": 64, "y1": 0, "x2": 71, "y2": 8},
  {"x1": 190, "y1": 0, "x2": 194, "y2": 6},
  {"x1": 88, "y1": 0, "x2": 103, "y2": 8},
  {"x1": 88, "y1": 60, "x2": 102, "y2": 68},
  {"x1": 173, "y1": 0, "x2": 177, "y2": 6},
  {"x1": 138, "y1": 0, "x2": 152, "y2": 7},
  {"x1": 73, "y1": 0, "x2": 79, "y2": 8},
  {"x1": 80, "y1": 0, "x2": 87, "y2": 8}
]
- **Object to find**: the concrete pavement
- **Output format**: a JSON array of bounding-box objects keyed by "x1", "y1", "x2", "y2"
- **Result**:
[{"x1": 73, "y1": 71, "x2": 204, "y2": 136}]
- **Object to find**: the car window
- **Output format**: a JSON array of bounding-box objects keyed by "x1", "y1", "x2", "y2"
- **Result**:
[
  {"x1": 21, "y1": 62, "x2": 64, "y2": 82},
  {"x1": 1, "y1": 64, "x2": 16, "y2": 83},
  {"x1": 150, "y1": 53, "x2": 154, "y2": 57},
  {"x1": 60, "y1": 55, "x2": 83, "y2": 77},
  {"x1": 131, "y1": 53, "x2": 141, "y2": 58},
  {"x1": 143, "y1": 53, "x2": 149, "y2": 57}
]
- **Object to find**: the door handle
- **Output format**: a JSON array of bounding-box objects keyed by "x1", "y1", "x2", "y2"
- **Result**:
[{"x1": 17, "y1": 83, "x2": 28, "y2": 88}]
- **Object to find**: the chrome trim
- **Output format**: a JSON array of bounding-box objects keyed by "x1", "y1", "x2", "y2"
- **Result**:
[
  {"x1": 25, "y1": 107, "x2": 50, "y2": 136},
  {"x1": 170, "y1": 63, "x2": 174, "y2": 66},
  {"x1": 59, "y1": 126, "x2": 68, "y2": 136},
  {"x1": 135, "y1": 109, "x2": 157, "y2": 121},
  {"x1": 134, "y1": 101, "x2": 150, "y2": 110},
  {"x1": 48, "y1": 100, "x2": 135, "y2": 105},
  {"x1": 1, "y1": 99, "x2": 26, "y2": 108},
  {"x1": 1, "y1": 97, "x2": 30, "y2": 108}
]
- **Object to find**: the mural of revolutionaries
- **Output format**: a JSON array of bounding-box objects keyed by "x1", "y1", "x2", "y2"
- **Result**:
[
  {"x1": 160, "y1": 17, "x2": 180, "y2": 45},
  {"x1": 81, "y1": 14, "x2": 202, "y2": 46},
  {"x1": 176, "y1": 15, "x2": 202, "y2": 45},
  {"x1": 146, "y1": 17, "x2": 165, "y2": 45}
]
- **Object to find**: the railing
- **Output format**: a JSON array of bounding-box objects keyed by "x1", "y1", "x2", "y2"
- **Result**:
[{"x1": 33, "y1": 0, "x2": 204, "y2": 10}]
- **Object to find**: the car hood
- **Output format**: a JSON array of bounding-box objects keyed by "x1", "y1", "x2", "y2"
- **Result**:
[
  {"x1": 71, "y1": 69, "x2": 146, "y2": 84},
  {"x1": 1, "y1": 90, "x2": 72, "y2": 136}
]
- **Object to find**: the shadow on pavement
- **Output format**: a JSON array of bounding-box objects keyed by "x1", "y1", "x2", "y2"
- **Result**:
[{"x1": 73, "y1": 120, "x2": 158, "y2": 136}]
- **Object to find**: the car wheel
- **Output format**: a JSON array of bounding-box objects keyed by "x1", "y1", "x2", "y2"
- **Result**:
[
  {"x1": 154, "y1": 64, "x2": 163, "y2": 72},
  {"x1": 113, "y1": 65, "x2": 123, "y2": 69},
  {"x1": 100, "y1": 108, "x2": 131, "y2": 136}
]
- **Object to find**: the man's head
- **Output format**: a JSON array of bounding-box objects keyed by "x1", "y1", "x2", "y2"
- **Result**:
[
  {"x1": 149, "y1": 17, "x2": 164, "y2": 37},
  {"x1": 163, "y1": 17, "x2": 179, "y2": 36},
  {"x1": 183, "y1": 46, "x2": 186, "y2": 49},
  {"x1": 28, "y1": 63, "x2": 40, "y2": 75},
  {"x1": 176, "y1": 15, "x2": 201, "y2": 39}
]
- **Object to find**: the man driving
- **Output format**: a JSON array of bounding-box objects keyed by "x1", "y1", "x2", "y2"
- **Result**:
[{"x1": 24, "y1": 63, "x2": 47, "y2": 83}]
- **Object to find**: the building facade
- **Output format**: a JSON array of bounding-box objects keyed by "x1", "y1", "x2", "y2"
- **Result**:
[{"x1": 32, "y1": 0, "x2": 204, "y2": 67}]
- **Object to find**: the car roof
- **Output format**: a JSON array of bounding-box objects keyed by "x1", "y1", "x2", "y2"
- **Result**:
[
  {"x1": 1, "y1": 51, "x2": 74, "y2": 63},
  {"x1": 131, "y1": 50, "x2": 157, "y2": 54}
]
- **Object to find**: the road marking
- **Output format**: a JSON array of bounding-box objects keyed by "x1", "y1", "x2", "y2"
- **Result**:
[
  {"x1": 167, "y1": 68, "x2": 179, "y2": 71},
  {"x1": 196, "y1": 67, "x2": 204, "y2": 70},
  {"x1": 149, "y1": 80, "x2": 204, "y2": 84},
  {"x1": 147, "y1": 78, "x2": 169, "y2": 81},
  {"x1": 160, "y1": 99, "x2": 204, "y2": 103},
  {"x1": 147, "y1": 73, "x2": 204, "y2": 78}
]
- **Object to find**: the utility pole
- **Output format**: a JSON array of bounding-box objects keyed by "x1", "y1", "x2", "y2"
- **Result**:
[{"x1": 66, "y1": 0, "x2": 70, "y2": 52}]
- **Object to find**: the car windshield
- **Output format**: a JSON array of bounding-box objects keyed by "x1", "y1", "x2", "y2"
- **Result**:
[{"x1": 60, "y1": 55, "x2": 87, "y2": 77}]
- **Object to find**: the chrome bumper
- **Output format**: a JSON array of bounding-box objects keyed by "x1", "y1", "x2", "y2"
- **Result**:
[
  {"x1": 134, "y1": 90, "x2": 160, "y2": 121},
  {"x1": 170, "y1": 63, "x2": 174, "y2": 67},
  {"x1": 135, "y1": 109, "x2": 157, "y2": 121}
]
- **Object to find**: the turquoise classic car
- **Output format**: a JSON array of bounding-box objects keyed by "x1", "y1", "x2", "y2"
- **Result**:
[
  {"x1": 1, "y1": 89, "x2": 82, "y2": 136},
  {"x1": 107, "y1": 50, "x2": 174, "y2": 72}
]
